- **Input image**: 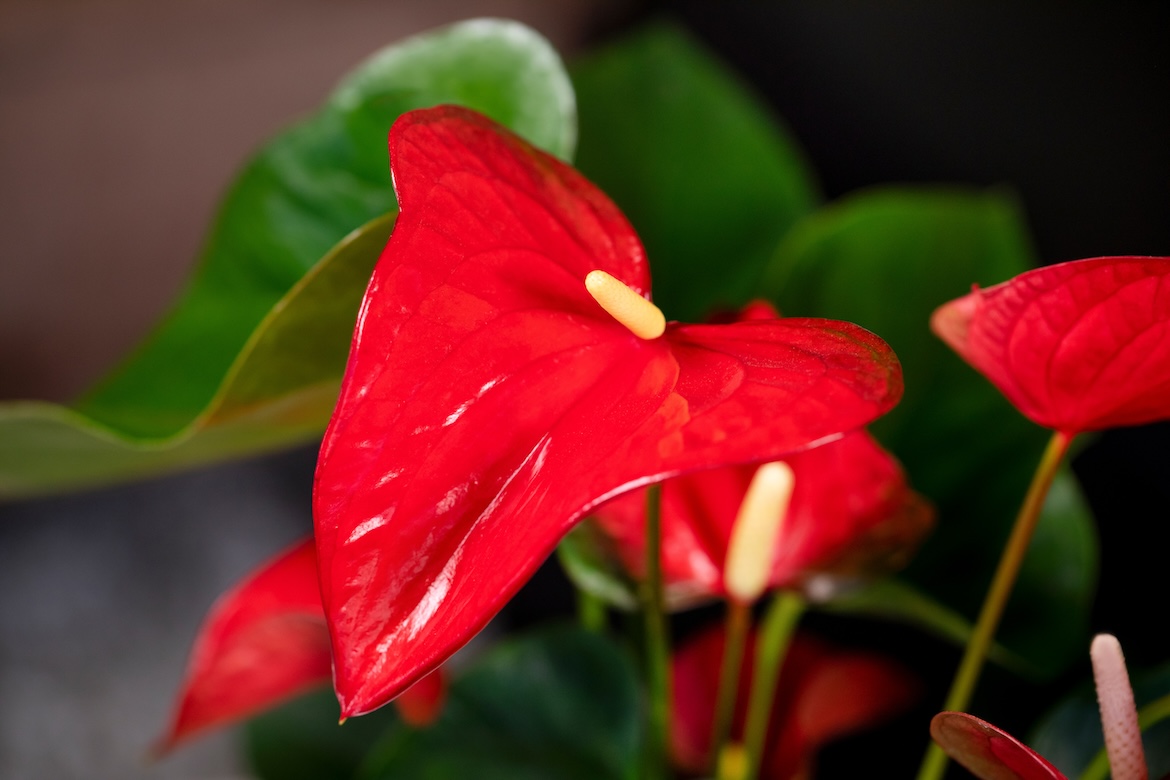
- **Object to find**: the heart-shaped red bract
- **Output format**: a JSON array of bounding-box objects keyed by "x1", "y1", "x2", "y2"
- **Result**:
[
  {"x1": 672, "y1": 624, "x2": 918, "y2": 779},
  {"x1": 930, "y1": 712, "x2": 1068, "y2": 780},
  {"x1": 593, "y1": 426, "x2": 931, "y2": 607},
  {"x1": 931, "y1": 256, "x2": 1170, "y2": 434},
  {"x1": 157, "y1": 540, "x2": 331, "y2": 752},
  {"x1": 312, "y1": 105, "x2": 903, "y2": 717}
]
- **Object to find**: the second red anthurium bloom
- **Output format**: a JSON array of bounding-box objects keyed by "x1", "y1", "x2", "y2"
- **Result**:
[
  {"x1": 931, "y1": 256, "x2": 1170, "y2": 435},
  {"x1": 312, "y1": 105, "x2": 904, "y2": 717}
]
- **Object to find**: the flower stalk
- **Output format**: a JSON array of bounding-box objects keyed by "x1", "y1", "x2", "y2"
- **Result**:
[
  {"x1": 917, "y1": 429, "x2": 1074, "y2": 780},
  {"x1": 742, "y1": 590, "x2": 806, "y2": 780}
]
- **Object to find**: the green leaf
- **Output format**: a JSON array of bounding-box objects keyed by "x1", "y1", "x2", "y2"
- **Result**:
[
  {"x1": 572, "y1": 20, "x2": 819, "y2": 323},
  {"x1": 246, "y1": 689, "x2": 401, "y2": 780},
  {"x1": 818, "y1": 577, "x2": 1027, "y2": 673},
  {"x1": 0, "y1": 19, "x2": 577, "y2": 499},
  {"x1": 759, "y1": 188, "x2": 1098, "y2": 677},
  {"x1": 357, "y1": 626, "x2": 642, "y2": 780},
  {"x1": 0, "y1": 216, "x2": 389, "y2": 497},
  {"x1": 556, "y1": 520, "x2": 639, "y2": 612},
  {"x1": 1029, "y1": 660, "x2": 1170, "y2": 780}
]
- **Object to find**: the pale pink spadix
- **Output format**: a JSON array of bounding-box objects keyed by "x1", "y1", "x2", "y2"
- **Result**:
[
  {"x1": 1090, "y1": 633, "x2": 1147, "y2": 780},
  {"x1": 723, "y1": 461, "x2": 796, "y2": 603}
]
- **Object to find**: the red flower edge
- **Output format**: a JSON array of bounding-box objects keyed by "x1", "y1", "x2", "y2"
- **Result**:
[
  {"x1": 160, "y1": 539, "x2": 449, "y2": 751},
  {"x1": 156, "y1": 540, "x2": 331, "y2": 753},
  {"x1": 931, "y1": 255, "x2": 1170, "y2": 434},
  {"x1": 930, "y1": 712, "x2": 1068, "y2": 780}
]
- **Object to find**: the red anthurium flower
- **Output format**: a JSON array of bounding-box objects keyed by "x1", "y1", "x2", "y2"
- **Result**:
[
  {"x1": 592, "y1": 422, "x2": 932, "y2": 607},
  {"x1": 931, "y1": 256, "x2": 1170, "y2": 434},
  {"x1": 672, "y1": 623, "x2": 918, "y2": 779},
  {"x1": 157, "y1": 540, "x2": 331, "y2": 752},
  {"x1": 313, "y1": 105, "x2": 903, "y2": 717}
]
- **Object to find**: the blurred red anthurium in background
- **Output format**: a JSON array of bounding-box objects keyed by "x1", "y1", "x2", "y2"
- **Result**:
[
  {"x1": 312, "y1": 105, "x2": 904, "y2": 718},
  {"x1": 931, "y1": 256, "x2": 1170, "y2": 434},
  {"x1": 592, "y1": 302, "x2": 931, "y2": 607},
  {"x1": 156, "y1": 540, "x2": 331, "y2": 753},
  {"x1": 672, "y1": 622, "x2": 919, "y2": 779},
  {"x1": 592, "y1": 409, "x2": 932, "y2": 607},
  {"x1": 157, "y1": 539, "x2": 445, "y2": 752}
]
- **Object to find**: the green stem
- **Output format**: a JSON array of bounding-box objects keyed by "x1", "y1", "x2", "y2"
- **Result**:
[
  {"x1": 710, "y1": 599, "x2": 752, "y2": 773},
  {"x1": 577, "y1": 588, "x2": 606, "y2": 633},
  {"x1": 917, "y1": 429, "x2": 1074, "y2": 780},
  {"x1": 641, "y1": 484, "x2": 671, "y2": 780},
  {"x1": 1080, "y1": 690, "x2": 1170, "y2": 780},
  {"x1": 742, "y1": 590, "x2": 806, "y2": 780}
]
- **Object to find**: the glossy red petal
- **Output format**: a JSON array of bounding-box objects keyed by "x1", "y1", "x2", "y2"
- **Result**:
[
  {"x1": 671, "y1": 626, "x2": 918, "y2": 779},
  {"x1": 931, "y1": 712, "x2": 1068, "y2": 780},
  {"x1": 594, "y1": 429, "x2": 930, "y2": 606},
  {"x1": 157, "y1": 539, "x2": 330, "y2": 753},
  {"x1": 313, "y1": 105, "x2": 903, "y2": 716},
  {"x1": 931, "y1": 256, "x2": 1170, "y2": 433}
]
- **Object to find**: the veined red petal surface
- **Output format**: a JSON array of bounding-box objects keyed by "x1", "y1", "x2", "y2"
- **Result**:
[
  {"x1": 672, "y1": 625, "x2": 918, "y2": 779},
  {"x1": 930, "y1": 712, "x2": 1068, "y2": 780},
  {"x1": 593, "y1": 428, "x2": 931, "y2": 606},
  {"x1": 157, "y1": 539, "x2": 331, "y2": 752},
  {"x1": 931, "y1": 256, "x2": 1170, "y2": 434},
  {"x1": 313, "y1": 105, "x2": 903, "y2": 717}
]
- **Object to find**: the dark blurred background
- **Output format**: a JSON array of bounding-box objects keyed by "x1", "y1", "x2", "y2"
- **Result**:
[{"x1": 1, "y1": 1, "x2": 1167, "y2": 777}]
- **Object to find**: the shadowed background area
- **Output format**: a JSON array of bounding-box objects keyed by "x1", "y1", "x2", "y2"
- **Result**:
[{"x1": 1, "y1": 1, "x2": 1167, "y2": 778}]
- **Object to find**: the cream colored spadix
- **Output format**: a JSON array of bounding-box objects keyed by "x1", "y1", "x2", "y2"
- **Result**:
[
  {"x1": 723, "y1": 462, "x2": 796, "y2": 604},
  {"x1": 1091, "y1": 633, "x2": 1147, "y2": 780},
  {"x1": 584, "y1": 270, "x2": 666, "y2": 339}
]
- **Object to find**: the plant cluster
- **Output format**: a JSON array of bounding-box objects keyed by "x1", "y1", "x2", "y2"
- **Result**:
[{"x1": 3, "y1": 18, "x2": 1167, "y2": 780}]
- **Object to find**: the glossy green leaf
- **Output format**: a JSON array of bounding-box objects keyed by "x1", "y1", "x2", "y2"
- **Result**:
[
  {"x1": 357, "y1": 626, "x2": 642, "y2": 780},
  {"x1": 0, "y1": 19, "x2": 576, "y2": 499},
  {"x1": 246, "y1": 689, "x2": 401, "y2": 780},
  {"x1": 572, "y1": 21, "x2": 819, "y2": 323},
  {"x1": 759, "y1": 188, "x2": 1098, "y2": 676},
  {"x1": 1029, "y1": 660, "x2": 1170, "y2": 779}
]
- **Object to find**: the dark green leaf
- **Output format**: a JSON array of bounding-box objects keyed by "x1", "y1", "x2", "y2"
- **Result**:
[
  {"x1": 759, "y1": 188, "x2": 1098, "y2": 676},
  {"x1": 817, "y1": 577, "x2": 1026, "y2": 672},
  {"x1": 358, "y1": 626, "x2": 642, "y2": 780},
  {"x1": 246, "y1": 689, "x2": 401, "y2": 780},
  {"x1": 1, "y1": 20, "x2": 576, "y2": 498},
  {"x1": 572, "y1": 21, "x2": 819, "y2": 323}
]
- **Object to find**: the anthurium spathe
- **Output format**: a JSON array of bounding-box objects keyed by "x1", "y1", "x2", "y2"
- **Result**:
[
  {"x1": 157, "y1": 540, "x2": 331, "y2": 752},
  {"x1": 672, "y1": 623, "x2": 918, "y2": 779},
  {"x1": 592, "y1": 426, "x2": 931, "y2": 607},
  {"x1": 930, "y1": 712, "x2": 1068, "y2": 780},
  {"x1": 312, "y1": 105, "x2": 904, "y2": 717},
  {"x1": 931, "y1": 256, "x2": 1170, "y2": 434}
]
